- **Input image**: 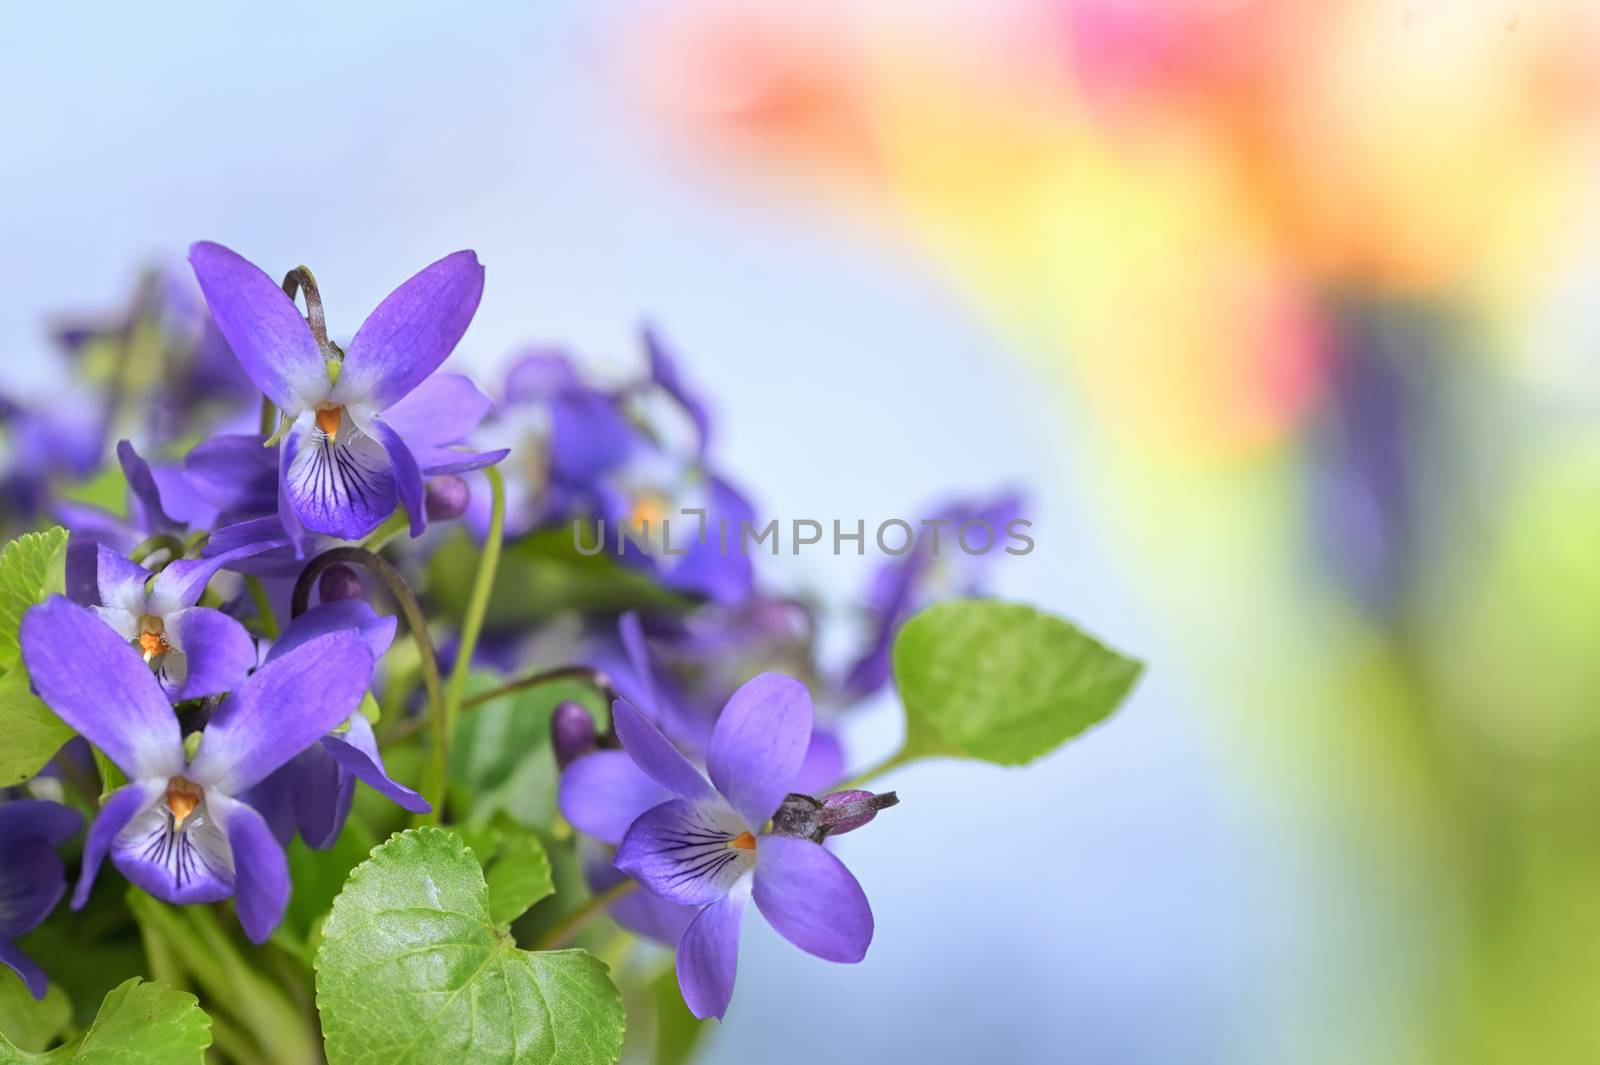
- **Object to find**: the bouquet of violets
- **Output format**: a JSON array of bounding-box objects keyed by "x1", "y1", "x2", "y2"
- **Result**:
[{"x1": 0, "y1": 244, "x2": 1140, "y2": 1064}]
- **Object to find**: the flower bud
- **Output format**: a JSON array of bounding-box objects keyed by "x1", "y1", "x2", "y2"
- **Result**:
[
  {"x1": 819, "y1": 789, "x2": 896, "y2": 837},
  {"x1": 770, "y1": 789, "x2": 899, "y2": 842},
  {"x1": 424, "y1": 475, "x2": 470, "y2": 521},
  {"x1": 318, "y1": 563, "x2": 364, "y2": 603},
  {"x1": 550, "y1": 701, "x2": 598, "y2": 769}
]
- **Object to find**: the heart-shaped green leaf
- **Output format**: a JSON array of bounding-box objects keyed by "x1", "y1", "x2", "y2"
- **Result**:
[{"x1": 315, "y1": 828, "x2": 624, "y2": 1065}]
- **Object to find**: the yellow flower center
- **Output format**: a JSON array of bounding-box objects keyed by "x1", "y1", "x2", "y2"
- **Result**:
[
  {"x1": 315, "y1": 405, "x2": 343, "y2": 440},
  {"x1": 729, "y1": 831, "x2": 757, "y2": 851},
  {"x1": 165, "y1": 777, "x2": 203, "y2": 828}
]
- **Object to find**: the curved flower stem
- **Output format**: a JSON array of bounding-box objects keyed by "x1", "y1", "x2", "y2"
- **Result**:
[
  {"x1": 289, "y1": 547, "x2": 446, "y2": 816},
  {"x1": 440, "y1": 467, "x2": 505, "y2": 743},
  {"x1": 462, "y1": 665, "x2": 618, "y2": 713},
  {"x1": 530, "y1": 879, "x2": 638, "y2": 952},
  {"x1": 831, "y1": 746, "x2": 915, "y2": 794},
  {"x1": 129, "y1": 533, "x2": 185, "y2": 567},
  {"x1": 280, "y1": 266, "x2": 330, "y2": 349},
  {"x1": 377, "y1": 665, "x2": 618, "y2": 745}
]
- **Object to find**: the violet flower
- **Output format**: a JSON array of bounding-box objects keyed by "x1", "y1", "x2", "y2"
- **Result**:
[
  {"x1": 0, "y1": 800, "x2": 83, "y2": 999},
  {"x1": 555, "y1": 396, "x2": 755, "y2": 604},
  {"x1": 246, "y1": 600, "x2": 430, "y2": 848},
  {"x1": 559, "y1": 748, "x2": 699, "y2": 947},
  {"x1": 188, "y1": 241, "x2": 507, "y2": 542},
  {"x1": 612, "y1": 674, "x2": 874, "y2": 1020},
  {"x1": 21, "y1": 596, "x2": 374, "y2": 942},
  {"x1": 90, "y1": 543, "x2": 270, "y2": 702}
]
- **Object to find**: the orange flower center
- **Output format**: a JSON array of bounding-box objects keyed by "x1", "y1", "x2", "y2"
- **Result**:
[
  {"x1": 315, "y1": 405, "x2": 343, "y2": 440},
  {"x1": 137, "y1": 616, "x2": 168, "y2": 663},
  {"x1": 165, "y1": 777, "x2": 203, "y2": 827},
  {"x1": 730, "y1": 831, "x2": 757, "y2": 851},
  {"x1": 628, "y1": 492, "x2": 668, "y2": 530}
]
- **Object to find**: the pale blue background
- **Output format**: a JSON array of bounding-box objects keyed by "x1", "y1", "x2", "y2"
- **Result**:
[{"x1": 0, "y1": 5, "x2": 1344, "y2": 1062}]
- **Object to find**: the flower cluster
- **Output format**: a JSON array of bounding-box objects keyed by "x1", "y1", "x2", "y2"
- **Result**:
[{"x1": 0, "y1": 243, "x2": 1092, "y2": 1062}]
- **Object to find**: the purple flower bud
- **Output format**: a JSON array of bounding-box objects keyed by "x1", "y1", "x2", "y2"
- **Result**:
[
  {"x1": 424, "y1": 475, "x2": 470, "y2": 521},
  {"x1": 820, "y1": 789, "x2": 895, "y2": 837},
  {"x1": 551, "y1": 701, "x2": 598, "y2": 769},
  {"x1": 318, "y1": 563, "x2": 364, "y2": 603}
]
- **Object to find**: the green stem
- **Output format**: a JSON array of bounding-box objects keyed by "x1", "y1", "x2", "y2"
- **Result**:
[
  {"x1": 380, "y1": 664, "x2": 617, "y2": 745},
  {"x1": 359, "y1": 509, "x2": 410, "y2": 553},
  {"x1": 128, "y1": 533, "x2": 184, "y2": 566},
  {"x1": 257, "y1": 394, "x2": 275, "y2": 439},
  {"x1": 462, "y1": 665, "x2": 617, "y2": 713},
  {"x1": 438, "y1": 466, "x2": 505, "y2": 770},
  {"x1": 832, "y1": 747, "x2": 916, "y2": 794},
  {"x1": 245, "y1": 576, "x2": 279, "y2": 639},
  {"x1": 531, "y1": 880, "x2": 637, "y2": 951}
]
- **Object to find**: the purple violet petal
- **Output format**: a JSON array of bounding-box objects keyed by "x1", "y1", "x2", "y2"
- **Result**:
[
  {"x1": 22, "y1": 597, "x2": 183, "y2": 781},
  {"x1": 615, "y1": 797, "x2": 753, "y2": 906},
  {"x1": 558, "y1": 749, "x2": 670, "y2": 846},
  {"x1": 369, "y1": 418, "x2": 425, "y2": 537},
  {"x1": 706, "y1": 673, "x2": 813, "y2": 830},
  {"x1": 188, "y1": 632, "x2": 373, "y2": 794},
  {"x1": 161, "y1": 607, "x2": 257, "y2": 700},
  {"x1": 267, "y1": 599, "x2": 396, "y2": 664},
  {"x1": 380, "y1": 373, "x2": 493, "y2": 446},
  {"x1": 188, "y1": 242, "x2": 324, "y2": 413},
  {"x1": 0, "y1": 939, "x2": 49, "y2": 1001},
  {"x1": 414, "y1": 447, "x2": 509, "y2": 477},
  {"x1": 95, "y1": 544, "x2": 151, "y2": 616},
  {"x1": 675, "y1": 877, "x2": 751, "y2": 1021},
  {"x1": 110, "y1": 797, "x2": 234, "y2": 906},
  {"x1": 752, "y1": 835, "x2": 872, "y2": 962},
  {"x1": 117, "y1": 440, "x2": 181, "y2": 533},
  {"x1": 208, "y1": 792, "x2": 289, "y2": 943},
  {"x1": 612, "y1": 698, "x2": 716, "y2": 803},
  {"x1": 185, "y1": 434, "x2": 279, "y2": 515},
  {"x1": 335, "y1": 251, "x2": 484, "y2": 410},
  {"x1": 73, "y1": 779, "x2": 164, "y2": 907},
  {"x1": 320, "y1": 716, "x2": 430, "y2": 815},
  {"x1": 752, "y1": 837, "x2": 876, "y2": 959},
  {"x1": 283, "y1": 414, "x2": 398, "y2": 540}
]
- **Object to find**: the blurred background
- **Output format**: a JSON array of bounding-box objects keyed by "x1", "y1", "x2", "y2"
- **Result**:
[{"x1": 5, "y1": 1, "x2": 1600, "y2": 1062}]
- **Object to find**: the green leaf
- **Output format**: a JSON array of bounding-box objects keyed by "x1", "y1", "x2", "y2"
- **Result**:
[
  {"x1": 315, "y1": 828, "x2": 625, "y2": 1065},
  {"x1": 0, "y1": 978, "x2": 211, "y2": 1064},
  {"x1": 0, "y1": 971, "x2": 70, "y2": 1055},
  {"x1": 484, "y1": 831, "x2": 555, "y2": 928},
  {"x1": 891, "y1": 599, "x2": 1142, "y2": 766},
  {"x1": 0, "y1": 675, "x2": 72, "y2": 787},
  {"x1": 0, "y1": 527, "x2": 68, "y2": 673}
]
